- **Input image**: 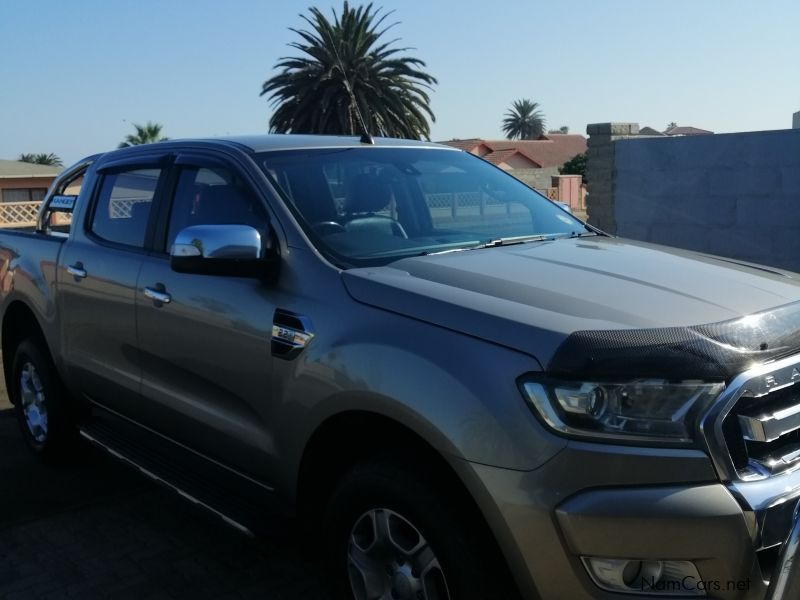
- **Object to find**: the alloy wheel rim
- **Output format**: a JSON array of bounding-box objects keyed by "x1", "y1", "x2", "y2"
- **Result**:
[
  {"x1": 347, "y1": 508, "x2": 450, "y2": 600},
  {"x1": 20, "y1": 362, "x2": 47, "y2": 443}
]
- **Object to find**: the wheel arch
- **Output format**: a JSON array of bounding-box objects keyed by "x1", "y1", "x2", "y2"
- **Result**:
[
  {"x1": 295, "y1": 409, "x2": 520, "y2": 585},
  {"x1": 1, "y1": 300, "x2": 51, "y2": 404},
  {"x1": 297, "y1": 410, "x2": 456, "y2": 512}
]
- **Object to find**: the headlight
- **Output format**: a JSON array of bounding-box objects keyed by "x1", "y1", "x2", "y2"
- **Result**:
[{"x1": 522, "y1": 378, "x2": 725, "y2": 443}]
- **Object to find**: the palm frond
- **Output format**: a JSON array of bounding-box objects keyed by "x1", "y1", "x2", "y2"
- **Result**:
[
  {"x1": 261, "y1": 2, "x2": 437, "y2": 139},
  {"x1": 501, "y1": 99, "x2": 546, "y2": 140}
]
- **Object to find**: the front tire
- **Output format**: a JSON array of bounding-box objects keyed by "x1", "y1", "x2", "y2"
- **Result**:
[
  {"x1": 11, "y1": 338, "x2": 77, "y2": 461},
  {"x1": 323, "y1": 456, "x2": 521, "y2": 600}
]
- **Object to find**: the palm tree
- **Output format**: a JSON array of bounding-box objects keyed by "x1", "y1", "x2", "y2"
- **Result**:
[
  {"x1": 118, "y1": 121, "x2": 169, "y2": 148},
  {"x1": 502, "y1": 99, "x2": 546, "y2": 140},
  {"x1": 261, "y1": 2, "x2": 437, "y2": 140},
  {"x1": 18, "y1": 153, "x2": 62, "y2": 167}
]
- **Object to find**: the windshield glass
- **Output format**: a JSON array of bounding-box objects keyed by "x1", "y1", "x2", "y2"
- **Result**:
[{"x1": 256, "y1": 147, "x2": 592, "y2": 267}]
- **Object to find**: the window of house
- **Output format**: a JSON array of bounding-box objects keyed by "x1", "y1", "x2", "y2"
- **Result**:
[
  {"x1": 91, "y1": 168, "x2": 162, "y2": 248},
  {"x1": 2, "y1": 188, "x2": 48, "y2": 203}
]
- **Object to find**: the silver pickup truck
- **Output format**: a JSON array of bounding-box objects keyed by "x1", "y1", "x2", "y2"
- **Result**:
[{"x1": 3, "y1": 135, "x2": 800, "y2": 599}]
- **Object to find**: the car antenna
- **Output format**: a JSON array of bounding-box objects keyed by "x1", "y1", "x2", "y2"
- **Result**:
[{"x1": 325, "y1": 28, "x2": 375, "y2": 145}]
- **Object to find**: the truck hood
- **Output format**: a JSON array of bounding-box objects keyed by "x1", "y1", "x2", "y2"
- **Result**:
[{"x1": 342, "y1": 236, "x2": 800, "y2": 379}]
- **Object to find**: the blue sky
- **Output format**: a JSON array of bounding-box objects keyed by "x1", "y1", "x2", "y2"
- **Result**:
[{"x1": 1, "y1": 0, "x2": 798, "y2": 165}]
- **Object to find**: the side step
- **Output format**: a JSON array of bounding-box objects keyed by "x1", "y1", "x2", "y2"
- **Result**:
[{"x1": 79, "y1": 406, "x2": 281, "y2": 536}]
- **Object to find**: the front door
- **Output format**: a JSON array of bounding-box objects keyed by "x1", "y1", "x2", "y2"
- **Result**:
[{"x1": 135, "y1": 157, "x2": 276, "y2": 481}]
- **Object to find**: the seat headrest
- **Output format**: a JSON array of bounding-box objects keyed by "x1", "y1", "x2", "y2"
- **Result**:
[{"x1": 345, "y1": 174, "x2": 392, "y2": 214}]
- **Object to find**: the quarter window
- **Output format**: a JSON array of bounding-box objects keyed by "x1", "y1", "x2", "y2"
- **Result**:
[{"x1": 91, "y1": 168, "x2": 162, "y2": 248}]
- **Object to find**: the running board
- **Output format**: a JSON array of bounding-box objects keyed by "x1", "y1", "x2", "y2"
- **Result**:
[{"x1": 79, "y1": 408, "x2": 281, "y2": 537}]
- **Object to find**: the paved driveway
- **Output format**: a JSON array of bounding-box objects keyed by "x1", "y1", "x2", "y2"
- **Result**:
[{"x1": 0, "y1": 378, "x2": 329, "y2": 599}]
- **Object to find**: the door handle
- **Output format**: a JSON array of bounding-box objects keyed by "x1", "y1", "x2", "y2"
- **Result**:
[
  {"x1": 67, "y1": 264, "x2": 87, "y2": 279},
  {"x1": 144, "y1": 287, "x2": 171, "y2": 305}
]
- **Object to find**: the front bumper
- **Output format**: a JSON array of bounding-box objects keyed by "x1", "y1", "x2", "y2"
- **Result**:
[
  {"x1": 556, "y1": 484, "x2": 763, "y2": 598},
  {"x1": 457, "y1": 440, "x2": 800, "y2": 600},
  {"x1": 765, "y1": 506, "x2": 800, "y2": 599}
]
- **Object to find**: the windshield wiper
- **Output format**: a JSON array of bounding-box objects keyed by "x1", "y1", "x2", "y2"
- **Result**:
[
  {"x1": 423, "y1": 231, "x2": 600, "y2": 256},
  {"x1": 421, "y1": 235, "x2": 546, "y2": 255},
  {"x1": 469, "y1": 235, "x2": 555, "y2": 249},
  {"x1": 470, "y1": 230, "x2": 600, "y2": 249}
]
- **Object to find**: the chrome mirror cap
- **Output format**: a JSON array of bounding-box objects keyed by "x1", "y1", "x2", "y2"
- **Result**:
[
  {"x1": 171, "y1": 225, "x2": 262, "y2": 261},
  {"x1": 169, "y1": 225, "x2": 273, "y2": 278}
]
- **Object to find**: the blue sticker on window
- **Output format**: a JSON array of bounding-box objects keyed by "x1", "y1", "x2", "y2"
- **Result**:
[{"x1": 49, "y1": 195, "x2": 76, "y2": 211}]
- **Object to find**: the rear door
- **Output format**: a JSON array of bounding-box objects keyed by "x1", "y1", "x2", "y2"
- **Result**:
[
  {"x1": 134, "y1": 154, "x2": 277, "y2": 480},
  {"x1": 59, "y1": 158, "x2": 170, "y2": 413}
]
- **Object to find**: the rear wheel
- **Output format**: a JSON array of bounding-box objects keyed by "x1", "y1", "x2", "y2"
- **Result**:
[
  {"x1": 323, "y1": 457, "x2": 521, "y2": 600},
  {"x1": 11, "y1": 338, "x2": 77, "y2": 461}
]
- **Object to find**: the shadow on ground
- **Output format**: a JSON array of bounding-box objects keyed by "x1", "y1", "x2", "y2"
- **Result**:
[{"x1": 0, "y1": 409, "x2": 329, "y2": 599}]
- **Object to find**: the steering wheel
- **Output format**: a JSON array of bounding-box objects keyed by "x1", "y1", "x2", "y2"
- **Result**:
[{"x1": 312, "y1": 221, "x2": 346, "y2": 236}]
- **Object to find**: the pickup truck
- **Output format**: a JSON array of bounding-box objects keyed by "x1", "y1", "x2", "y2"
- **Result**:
[{"x1": 3, "y1": 135, "x2": 800, "y2": 600}]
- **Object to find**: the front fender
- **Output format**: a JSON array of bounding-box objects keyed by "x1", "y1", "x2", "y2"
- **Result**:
[{"x1": 272, "y1": 306, "x2": 568, "y2": 499}]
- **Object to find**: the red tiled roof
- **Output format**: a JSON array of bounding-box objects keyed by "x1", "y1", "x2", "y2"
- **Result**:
[
  {"x1": 498, "y1": 135, "x2": 587, "y2": 168},
  {"x1": 441, "y1": 139, "x2": 483, "y2": 152},
  {"x1": 482, "y1": 149, "x2": 537, "y2": 167},
  {"x1": 440, "y1": 135, "x2": 586, "y2": 169}
]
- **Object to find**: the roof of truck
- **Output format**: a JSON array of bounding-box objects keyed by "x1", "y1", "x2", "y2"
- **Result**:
[
  {"x1": 214, "y1": 134, "x2": 453, "y2": 153},
  {"x1": 108, "y1": 134, "x2": 453, "y2": 156}
]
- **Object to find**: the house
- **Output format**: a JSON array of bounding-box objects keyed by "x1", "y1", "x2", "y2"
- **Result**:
[
  {"x1": 638, "y1": 126, "x2": 666, "y2": 136},
  {"x1": 0, "y1": 160, "x2": 60, "y2": 203},
  {"x1": 663, "y1": 125, "x2": 714, "y2": 136},
  {"x1": 440, "y1": 134, "x2": 587, "y2": 190},
  {"x1": 639, "y1": 125, "x2": 714, "y2": 137}
]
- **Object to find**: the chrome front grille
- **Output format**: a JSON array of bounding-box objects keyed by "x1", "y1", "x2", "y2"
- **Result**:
[
  {"x1": 723, "y1": 386, "x2": 800, "y2": 478},
  {"x1": 704, "y1": 355, "x2": 800, "y2": 482}
]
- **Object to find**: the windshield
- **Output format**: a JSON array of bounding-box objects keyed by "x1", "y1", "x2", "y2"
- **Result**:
[{"x1": 256, "y1": 147, "x2": 593, "y2": 267}]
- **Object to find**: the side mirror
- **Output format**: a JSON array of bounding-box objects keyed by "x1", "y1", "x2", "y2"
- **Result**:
[{"x1": 170, "y1": 224, "x2": 276, "y2": 278}]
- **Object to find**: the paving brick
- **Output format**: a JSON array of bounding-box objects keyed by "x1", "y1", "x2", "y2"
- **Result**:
[{"x1": 0, "y1": 413, "x2": 329, "y2": 599}]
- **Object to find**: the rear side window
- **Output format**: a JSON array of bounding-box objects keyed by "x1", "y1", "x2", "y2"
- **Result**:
[{"x1": 91, "y1": 168, "x2": 162, "y2": 248}]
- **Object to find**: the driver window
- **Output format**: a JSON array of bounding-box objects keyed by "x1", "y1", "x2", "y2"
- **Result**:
[{"x1": 165, "y1": 166, "x2": 265, "y2": 251}]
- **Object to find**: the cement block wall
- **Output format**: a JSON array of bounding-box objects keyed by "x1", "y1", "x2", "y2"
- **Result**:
[
  {"x1": 611, "y1": 128, "x2": 800, "y2": 271},
  {"x1": 509, "y1": 166, "x2": 560, "y2": 192},
  {"x1": 584, "y1": 123, "x2": 640, "y2": 232}
]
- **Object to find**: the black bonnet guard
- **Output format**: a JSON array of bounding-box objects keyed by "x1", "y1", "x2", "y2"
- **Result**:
[{"x1": 548, "y1": 300, "x2": 800, "y2": 382}]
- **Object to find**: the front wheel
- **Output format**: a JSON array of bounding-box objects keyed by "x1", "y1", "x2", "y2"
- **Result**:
[
  {"x1": 323, "y1": 457, "x2": 521, "y2": 600},
  {"x1": 11, "y1": 338, "x2": 77, "y2": 461}
]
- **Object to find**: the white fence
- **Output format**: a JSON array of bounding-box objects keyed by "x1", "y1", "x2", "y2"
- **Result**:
[
  {"x1": 0, "y1": 198, "x2": 144, "y2": 229},
  {"x1": 0, "y1": 202, "x2": 40, "y2": 228}
]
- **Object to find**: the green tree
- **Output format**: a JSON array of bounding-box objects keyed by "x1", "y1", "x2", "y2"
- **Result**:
[
  {"x1": 559, "y1": 152, "x2": 587, "y2": 182},
  {"x1": 18, "y1": 153, "x2": 62, "y2": 167},
  {"x1": 118, "y1": 121, "x2": 169, "y2": 148},
  {"x1": 501, "y1": 99, "x2": 546, "y2": 140},
  {"x1": 261, "y1": 2, "x2": 437, "y2": 140},
  {"x1": 548, "y1": 125, "x2": 569, "y2": 134}
]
